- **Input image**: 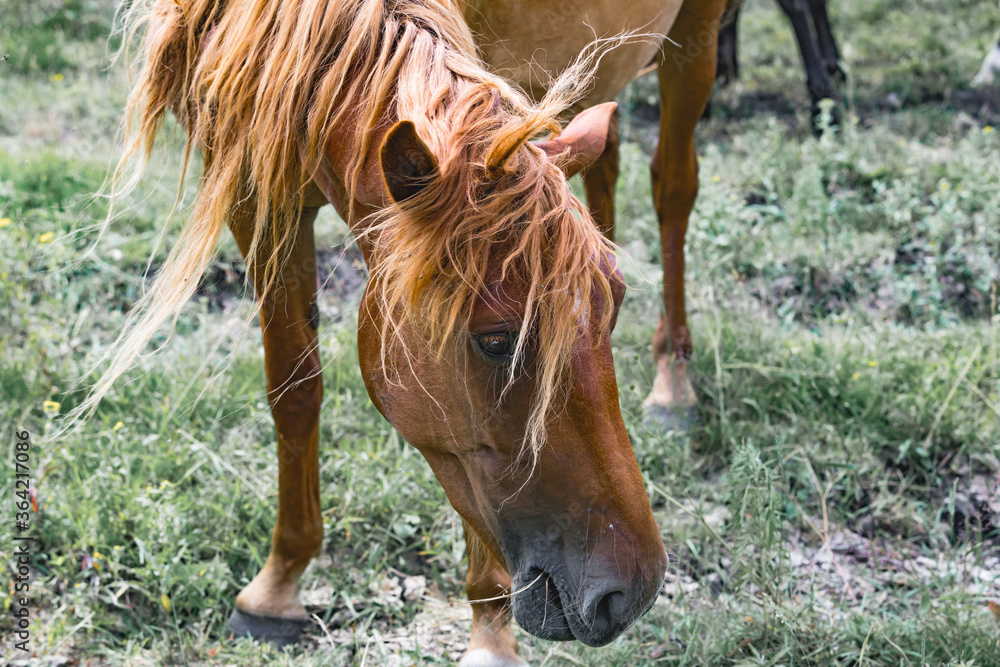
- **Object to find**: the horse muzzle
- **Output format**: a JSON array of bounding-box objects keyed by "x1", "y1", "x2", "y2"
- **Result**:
[{"x1": 509, "y1": 552, "x2": 665, "y2": 647}]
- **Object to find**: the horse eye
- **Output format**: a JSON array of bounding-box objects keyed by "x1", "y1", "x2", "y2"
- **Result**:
[{"x1": 474, "y1": 332, "x2": 515, "y2": 362}]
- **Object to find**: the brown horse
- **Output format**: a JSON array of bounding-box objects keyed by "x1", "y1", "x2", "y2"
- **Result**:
[{"x1": 93, "y1": 0, "x2": 733, "y2": 662}]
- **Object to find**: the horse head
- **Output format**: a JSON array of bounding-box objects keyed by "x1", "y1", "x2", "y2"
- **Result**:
[{"x1": 358, "y1": 102, "x2": 666, "y2": 646}]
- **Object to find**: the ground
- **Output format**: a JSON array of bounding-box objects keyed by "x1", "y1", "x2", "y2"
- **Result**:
[{"x1": 1, "y1": 0, "x2": 999, "y2": 665}]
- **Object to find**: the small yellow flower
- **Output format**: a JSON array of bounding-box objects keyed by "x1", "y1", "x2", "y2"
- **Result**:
[
  {"x1": 161, "y1": 593, "x2": 172, "y2": 613},
  {"x1": 38, "y1": 231, "x2": 54, "y2": 244},
  {"x1": 985, "y1": 126, "x2": 995, "y2": 134},
  {"x1": 50, "y1": 73, "x2": 63, "y2": 82},
  {"x1": 868, "y1": 360, "x2": 878, "y2": 367},
  {"x1": 117, "y1": 512, "x2": 125, "y2": 521},
  {"x1": 711, "y1": 175, "x2": 721, "y2": 183},
  {"x1": 113, "y1": 421, "x2": 124, "y2": 431},
  {"x1": 42, "y1": 400, "x2": 61, "y2": 413},
  {"x1": 198, "y1": 567, "x2": 208, "y2": 577},
  {"x1": 940, "y1": 182, "x2": 950, "y2": 191},
  {"x1": 145, "y1": 485, "x2": 152, "y2": 492},
  {"x1": 852, "y1": 373, "x2": 861, "y2": 380},
  {"x1": 1, "y1": 272, "x2": 7, "y2": 280},
  {"x1": 113, "y1": 545, "x2": 122, "y2": 551},
  {"x1": 93, "y1": 552, "x2": 103, "y2": 559},
  {"x1": 76, "y1": 582, "x2": 85, "y2": 589},
  {"x1": 0, "y1": 218, "x2": 11, "y2": 228}
]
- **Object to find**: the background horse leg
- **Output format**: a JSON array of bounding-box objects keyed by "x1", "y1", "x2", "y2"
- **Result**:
[
  {"x1": 226, "y1": 206, "x2": 325, "y2": 645},
  {"x1": 806, "y1": 0, "x2": 845, "y2": 82},
  {"x1": 646, "y1": 1, "x2": 726, "y2": 431},
  {"x1": 459, "y1": 522, "x2": 525, "y2": 667},
  {"x1": 716, "y1": 6, "x2": 740, "y2": 84},
  {"x1": 775, "y1": 0, "x2": 839, "y2": 127},
  {"x1": 973, "y1": 37, "x2": 1000, "y2": 87},
  {"x1": 705, "y1": 6, "x2": 740, "y2": 119},
  {"x1": 582, "y1": 107, "x2": 620, "y2": 242}
]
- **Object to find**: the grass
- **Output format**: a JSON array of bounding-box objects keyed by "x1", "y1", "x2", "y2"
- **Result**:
[{"x1": 1, "y1": 0, "x2": 999, "y2": 664}]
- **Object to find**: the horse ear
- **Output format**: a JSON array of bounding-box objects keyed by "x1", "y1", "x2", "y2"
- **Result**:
[
  {"x1": 380, "y1": 120, "x2": 440, "y2": 204},
  {"x1": 534, "y1": 102, "x2": 618, "y2": 178}
]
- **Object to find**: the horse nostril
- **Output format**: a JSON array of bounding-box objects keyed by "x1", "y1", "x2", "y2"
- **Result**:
[{"x1": 591, "y1": 589, "x2": 626, "y2": 635}]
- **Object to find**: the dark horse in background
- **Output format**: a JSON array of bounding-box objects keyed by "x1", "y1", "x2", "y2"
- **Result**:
[{"x1": 716, "y1": 0, "x2": 844, "y2": 120}]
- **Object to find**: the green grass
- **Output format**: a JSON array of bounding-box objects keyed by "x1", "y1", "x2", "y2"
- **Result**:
[{"x1": 2, "y1": 0, "x2": 1000, "y2": 664}]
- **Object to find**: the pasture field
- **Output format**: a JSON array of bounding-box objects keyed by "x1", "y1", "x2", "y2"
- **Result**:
[{"x1": 2, "y1": 0, "x2": 1000, "y2": 664}]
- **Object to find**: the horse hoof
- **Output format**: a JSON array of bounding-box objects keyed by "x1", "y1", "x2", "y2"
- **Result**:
[
  {"x1": 459, "y1": 648, "x2": 529, "y2": 667},
  {"x1": 642, "y1": 404, "x2": 699, "y2": 436},
  {"x1": 226, "y1": 608, "x2": 306, "y2": 648}
]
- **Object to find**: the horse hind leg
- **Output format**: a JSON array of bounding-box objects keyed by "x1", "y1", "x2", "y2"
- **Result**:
[
  {"x1": 716, "y1": 6, "x2": 740, "y2": 85},
  {"x1": 582, "y1": 106, "x2": 619, "y2": 242},
  {"x1": 704, "y1": 5, "x2": 741, "y2": 120},
  {"x1": 775, "y1": 0, "x2": 840, "y2": 130},
  {"x1": 459, "y1": 522, "x2": 526, "y2": 667},
  {"x1": 645, "y1": 0, "x2": 728, "y2": 433},
  {"x1": 807, "y1": 0, "x2": 845, "y2": 82},
  {"x1": 973, "y1": 39, "x2": 1000, "y2": 87},
  {"x1": 225, "y1": 205, "x2": 325, "y2": 646}
]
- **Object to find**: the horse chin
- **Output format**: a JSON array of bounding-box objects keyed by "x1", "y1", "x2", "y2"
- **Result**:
[{"x1": 509, "y1": 567, "x2": 575, "y2": 643}]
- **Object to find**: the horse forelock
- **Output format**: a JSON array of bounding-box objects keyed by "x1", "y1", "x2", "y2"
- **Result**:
[{"x1": 365, "y1": 79, "x2": 617, "y2": 456}]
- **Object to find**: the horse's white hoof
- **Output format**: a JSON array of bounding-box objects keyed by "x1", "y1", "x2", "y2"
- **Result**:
[{"x1": 458, "y1": 648, "x2": 529, "y2": 667}]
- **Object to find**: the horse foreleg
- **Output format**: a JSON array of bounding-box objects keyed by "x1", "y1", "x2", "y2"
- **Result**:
[
  {"x1": 226, "y1": 206, "x2": 324, "y2": 645},
  {"x1": 459, "y1": 522, "x2": 525, "y2": 667},
  {"x1": 582, "y1": 106, "x2": 619, "y2": 242},
  {"x1": 646, "y1": 1, "x2": 726, "y2": 431}
]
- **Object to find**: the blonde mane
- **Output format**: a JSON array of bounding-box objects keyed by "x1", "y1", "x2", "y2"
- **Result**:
[{"x1": 86, "y1": 0, "x2": 616, "y2": 453}]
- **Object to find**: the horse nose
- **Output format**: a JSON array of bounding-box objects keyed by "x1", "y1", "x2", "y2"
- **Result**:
[
  {"x1": 577, "y1": 547, "x2": 666, "y2": 646},
  {"x1": 589, "y1": 587, "x2": 628, "y2": 637},
  {"x1": 579, "y1": 582, "x2": 643, "y2": 646}
]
